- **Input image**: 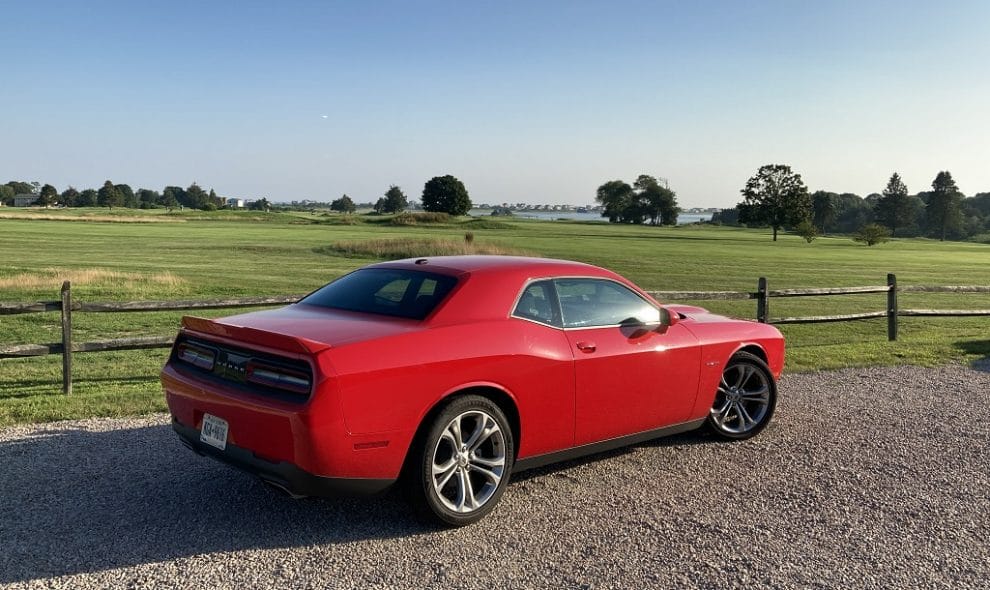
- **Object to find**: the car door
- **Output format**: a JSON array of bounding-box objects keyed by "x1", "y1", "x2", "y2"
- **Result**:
[{"x1": 555, "y1": 278, "x2": 701, "y2": 446}]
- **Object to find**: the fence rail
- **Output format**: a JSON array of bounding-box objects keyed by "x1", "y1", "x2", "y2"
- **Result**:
[
  {"x1": 4, "y1": 275, "x2": 990, "y2": 395},
  {"x1": 0, "y1": 294, "x2": 301, "y2": 315}
]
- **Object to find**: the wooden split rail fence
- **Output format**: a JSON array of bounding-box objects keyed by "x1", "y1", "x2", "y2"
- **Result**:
[{"x1": 3, "y1": 276, "x2": 990, "y2": 395}]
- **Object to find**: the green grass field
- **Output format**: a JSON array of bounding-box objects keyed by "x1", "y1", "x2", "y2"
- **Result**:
[{"x1": 2, "y1": 207, "x2": 989, "y2": 426}]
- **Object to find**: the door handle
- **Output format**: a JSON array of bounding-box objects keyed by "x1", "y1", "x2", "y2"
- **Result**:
[{"x1": 576, "y1": 341, "x2": 596, "y2": 353}]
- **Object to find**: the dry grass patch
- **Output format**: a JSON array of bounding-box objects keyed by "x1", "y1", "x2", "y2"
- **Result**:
[
  {"x1": 316, "y1": 237, "x2": 529, "y2": 260},
  {"x1": 0, "y1": 213, "x2": 184, "y2": 223},
  {"x1": 0, "y1": 268, "x2": 185, "y2": 291}
]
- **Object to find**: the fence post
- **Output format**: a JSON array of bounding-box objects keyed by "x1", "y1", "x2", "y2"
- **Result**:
[
  {"x1": 887, "y1": 273, "x2": 898, "y2": 341},
  {"x1": 60, "y1": 281, "x2": 72, "y2": 395},
  {"x1": 757, "y1": 277, "x2": 769, "y2": 323}
]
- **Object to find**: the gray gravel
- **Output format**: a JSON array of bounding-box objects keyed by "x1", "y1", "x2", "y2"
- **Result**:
[{"x1": 1, "y1": 364, "x2": 988, "y2": 589}]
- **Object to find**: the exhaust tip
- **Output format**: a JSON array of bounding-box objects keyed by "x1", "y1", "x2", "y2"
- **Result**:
[{"x1": 261, "y1": 479, "x2": 308, "y2": 500}]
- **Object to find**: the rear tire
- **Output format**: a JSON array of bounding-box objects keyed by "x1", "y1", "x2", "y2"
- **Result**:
[
  {"x1": 706, "y1": 351, "x2": 776, "y2": 440},
  {"x1": 409, "y1": 395, "x2": 514, "y2": 526}
]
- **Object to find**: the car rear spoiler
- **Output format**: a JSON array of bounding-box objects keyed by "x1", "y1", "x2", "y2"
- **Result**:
[{"x1": 180, "y1": 316, "x2": 332, "y2": 356}]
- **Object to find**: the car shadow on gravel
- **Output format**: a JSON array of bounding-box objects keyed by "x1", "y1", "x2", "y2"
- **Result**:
[
  {"x1": 0, "y1": 423, "x2": 432, "y2": 583},
  {"x1": 511, "y1": 430, "x2": 714, "y2": 483}
]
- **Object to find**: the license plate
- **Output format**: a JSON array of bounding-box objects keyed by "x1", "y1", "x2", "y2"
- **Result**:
[{"x1": 200, "y1": 414, "x2": 229, "y2": 451}]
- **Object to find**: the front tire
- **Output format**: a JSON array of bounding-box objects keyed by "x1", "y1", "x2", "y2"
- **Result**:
[
  {"x1": 411, "y1": 395, "x2": 514, "y2": 526},
  {"x1": 706, "y1": 351, "x2": 776, "y2": 440}
]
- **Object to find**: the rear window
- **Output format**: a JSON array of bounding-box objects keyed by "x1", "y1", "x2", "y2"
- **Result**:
[{"x1": 300, "y1": 269, "x2": 458, "y2": 320}]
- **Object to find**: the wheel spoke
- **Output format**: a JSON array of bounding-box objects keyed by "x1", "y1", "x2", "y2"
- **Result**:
[
  {"x1": 455, "y1": 468, "x2": 477, "y2": 512},
  {"x1": 464, "y1": 416, "x2": 496, "y2": 451},
  {"x1": 712, "y1": 399, "x2": 732, "y2": 419},
  {"x1": 470, "y1": 454, "x2": 504, "y2": 468},
  {"x1": 434, "y1": 464, "x2": 458, "y2": 490},
  {"x1": 733, "y1": 365, "x2": 754, "y2": 389},
  {"x1": 742, "y1": 385, "x2": 769, "y2": 401},
  {"x1": 432, "y1": 456, "x2": 456, "y2": 475},
  {"x1": 470, "y1": 463, "x2": 502, "y2": 486},
  {"x1": 449, "y1": 418, "x2": 463, "y2": 448},
  {"x1": 738, "y1": 403, "x2": 755, "y2": 428}
]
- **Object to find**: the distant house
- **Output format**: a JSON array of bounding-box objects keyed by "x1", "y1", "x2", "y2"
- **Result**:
[
  {"x1": 226, "y1": 198, "x2": 245, "y2": 208},
  {"x1": 13, "y1": 194, "x2": 38, "y2": 207}
]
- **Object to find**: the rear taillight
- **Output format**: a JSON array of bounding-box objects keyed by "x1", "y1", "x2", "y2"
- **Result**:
[
  {"x1": 246, "y1": 361, "x2": 311, "y2": 394},
  {"x1": 176, "y1": 342, "x2": 216, "y2": 370}
]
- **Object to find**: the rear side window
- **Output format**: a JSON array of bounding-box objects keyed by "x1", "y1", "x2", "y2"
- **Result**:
[
  {"x1": 300, "y1": 269, "x2": 458, "y2": 320},
  {"x1": 512, "y1": 280, "x2": 561, "y2": 327}
]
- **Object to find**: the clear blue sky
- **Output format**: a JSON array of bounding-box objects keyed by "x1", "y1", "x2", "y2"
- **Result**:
[{"x1": 3, "y1": 0, "x2": 988, "y2": 207}]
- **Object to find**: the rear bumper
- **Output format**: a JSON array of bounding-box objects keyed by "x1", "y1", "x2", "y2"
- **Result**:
[{"x1": 172, "y1": 418, "x2": 395, "y2": 497}]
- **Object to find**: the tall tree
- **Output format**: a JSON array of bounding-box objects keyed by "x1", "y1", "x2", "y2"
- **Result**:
[
  {"x1": 595, "y1": 180, "x2": 634, "y2": 223},
  {"x1": 248, "y1": 197, "x2": 271, "y2": 211},
  {"x1": 874, "y1": 172, "x2": 914, "y2": 237},
  {"x1": 738, "y1": 164, "x2": 811, "y2": 241},
  {"x1": 656, "y1": 187, "x2": 680, "y2": 226},
  {"x1": 632, "y1": 175, "x2": 679, "y2": 225},
  {"x1": 163, "y1": 186, "x2": 184, "y2": 209},
  {"x1": 382, "y1": 185, "x2": 408, "y2": 213},
  {"x1": 811, "y1": 191, "x2": 837, "y2": 233},
  {"x1": 184, "y1": 182, "x2": 209, "y2": 209},
  {"x1": 208, "y1": 188, "x2": 223, "y2": 208},
  {"x1": 330, "y1": 194, "x2": 356, "y2": 213},
  {"x1": 115, "y1": 183, "x2": 136, "y2": 208},
  {"x1": 136, "y1": 188, "x2": 161, "y2": 208},
  {"x1": 830, "y1": 193, "x2": 870, "y2": 233},
  {"x1": 5, "y1": 181, "x2": 35, "y2": 195},
  {"x1": 0, "y1": 185, "x2": 13, "y2": 205},
  {"x1": 77, "y1": 189, "x2": 98, "y2": 207},
  {"x1": 926, "y1": 171, "x2": 963, "y2": 241},
  {"x1": 38, "y1": 184, "x2": 58, "y2": 206},
  {"x1": 97, "y1": 180, "x2": 122, "y2": 210},
  {"x1": 422, "y1": 175, "x2": 472, "y2": 216},
  {"x1": 60, "y1": 186, "x2": 80, "y2": 207}
]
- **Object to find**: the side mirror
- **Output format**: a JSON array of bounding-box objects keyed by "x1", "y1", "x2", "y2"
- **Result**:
[{"x1": 619, "y1": 307, "x2": 673, "y2": 336}]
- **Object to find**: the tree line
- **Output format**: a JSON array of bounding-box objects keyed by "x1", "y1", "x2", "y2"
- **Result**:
[
  {"x1": 1, "y1": 174, "x2": 474, "y2": 216},
  {"x1": 0, "y1": 180, "x2": 235, "y2": 211},
  {"x1": 711, "y1": 165, "x2": 990, "y2": 243}
]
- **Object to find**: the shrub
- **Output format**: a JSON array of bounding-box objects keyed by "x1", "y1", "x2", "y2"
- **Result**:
[
  {"x1": 390, "y1": 212, "x2": 450, "y2": 226},
  {"x1": 792, "y1": 220, "x2": 819, "y2": 243},
  {"x1": 464, "y1": 218, "x2": 512, "y2": 230},
  {"x1": 853, "y1": 223, "x2": 891, "y2": 246}
]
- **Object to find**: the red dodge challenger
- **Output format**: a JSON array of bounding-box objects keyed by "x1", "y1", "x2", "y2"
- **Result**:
[{"x1": 162, "y1": 256, "x2": 784, "y2": 525}]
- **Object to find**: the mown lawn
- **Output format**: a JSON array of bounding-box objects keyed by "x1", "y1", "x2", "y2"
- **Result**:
[{"x1": 2, "y1": 208, "x2": 989, "y2": 425}]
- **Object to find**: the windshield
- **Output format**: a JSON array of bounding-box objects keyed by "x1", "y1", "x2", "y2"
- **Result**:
[{"x1": 300, "y1": 268, "x2": 458, "y2": 320}]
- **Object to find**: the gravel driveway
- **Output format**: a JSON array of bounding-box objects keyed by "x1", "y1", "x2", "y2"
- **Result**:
[{"x1": 1, "y1": 364, "x2": 988, "y2": 589}]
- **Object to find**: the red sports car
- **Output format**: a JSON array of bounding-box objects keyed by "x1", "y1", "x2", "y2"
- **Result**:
[{"x1": 162, "y1": 256, "x2": 784, "y2": 525}]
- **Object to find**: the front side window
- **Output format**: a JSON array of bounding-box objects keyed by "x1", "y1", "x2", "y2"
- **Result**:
[
  {"x1": 300, "y1": 269, "x2": 458, "y2": 320},
  {"x1": 555, "y1": 278, "x2": 659, "y2": 328}
]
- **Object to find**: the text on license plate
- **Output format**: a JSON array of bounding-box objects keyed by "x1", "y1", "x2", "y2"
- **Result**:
[{"x1": 200, "y1": 414, "x2": 228, "y2": 451}]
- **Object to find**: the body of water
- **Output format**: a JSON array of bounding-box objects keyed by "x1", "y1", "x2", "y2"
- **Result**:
[{"x1": 469, "y1": 210, "x2": 712, "y2": 225}]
